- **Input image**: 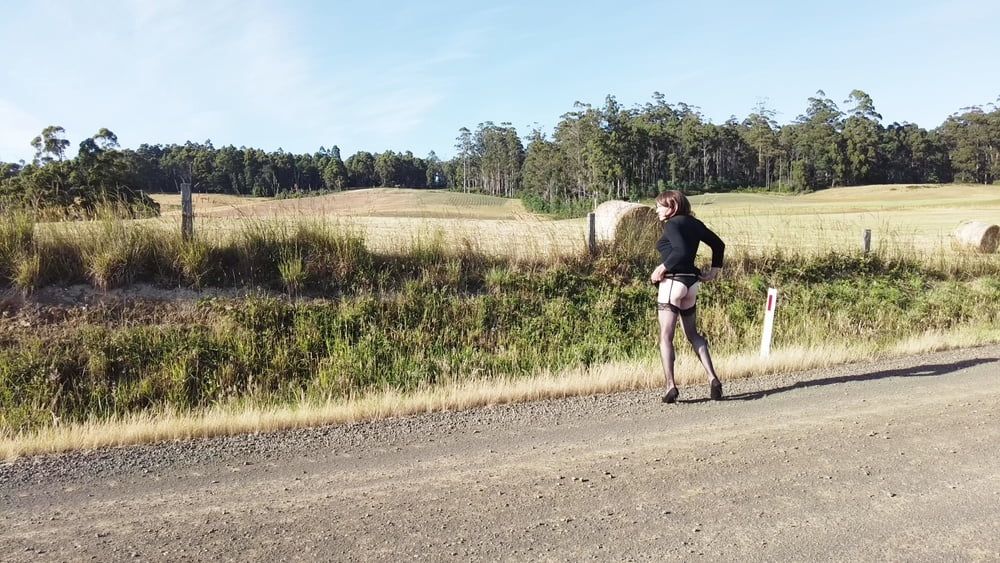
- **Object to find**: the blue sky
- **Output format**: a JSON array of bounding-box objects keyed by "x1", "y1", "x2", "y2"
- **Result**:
[{"x1": 2, "y1": 0, "x2": 998, "y2": 163}]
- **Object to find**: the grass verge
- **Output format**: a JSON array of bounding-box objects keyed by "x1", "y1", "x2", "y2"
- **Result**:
[{"x1": 3, "y1": 325, "x2": 998, "y2": 461}]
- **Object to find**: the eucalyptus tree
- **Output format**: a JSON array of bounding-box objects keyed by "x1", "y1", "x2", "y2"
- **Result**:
[
  {"x1": 521, "y1": 128, "x2": 570, "y2": 205},
  {"x1": 0, "y1": 161, "x2": 22, "y2": 180},
  {"x1": 792, "y1": 90, "x2": 846, "y2": 188},
  {"x1": 9, "y1": 160, "x2": 76, "y2": 207},
  {"x1": 74, "y1": 128, "x2": 133, "y2": 194},
  {"x1": 213, "y1": 145, "x2": 245, "y2": 194},
  {"x1": 132, "y1": 144, "x2": 172, "y2": 193},
  {"x1": 841, "y1": 89, "x2": 884, "y2": 184},
  {"x1": 554, "y1": 102, "x2": 604, "y2": 199},
  {"x1": 93, "y1": 128, "x2": 119, "y2": 150},
  {"x1": 293, "y1": 152, "x2": 323, "y2": 191},
  {"x1": 345, "y1": 151, "x2": 377, "y2": 187},
  {"x1": 674, "y1": 103, "x2": 711, "y2": 187},
  {"x1": 634, "y1": 92, "x2": 680, "y2": 190},
  {"x1": 320, "y1": 145, "x2": 348, "y2": 190},
  {"x1": 473, "y1": 122, "x2": 523, "y2": 197},
  {"x1": 880, "y1": 123, "x2": 916, "y2": 183},
  {"x1": 696, "y1": 118, "x2": 721, "y2": 187},
  {"x1": 243, "y1": 147, "x2": 269, "y2": 195},
  {"x1": 374, "y1": 150, "x2": 404, "y2": 187},
  {"x1": 160, "y1": 141, "x2": 218, "y2": 192},
  {"x1": 30, "y1": 125, "x2": 71, "y2": 165},
  {"x1": 989, "y1": 105, "x2": 1000, "y2": 183},
  {"x1": 716, "y1": 117, "x2": 754, "y2": 188},
  {"x1": 454, "y1": 127, "x2": 475, "y2": 192},
  {"x1": 743, "y1": 100, "x2": 780, "y2": 188},
  {"x1": 592, "y1": 95, "x2": 638, "y2": 199},
  {"x1": 424, "y1": 151, "x2": 448, "y2": 188},
  {"x1": 397, "y1": 151, "x2": 429, "y2": 187},
  {"x1": 939, "y1": 105, "x2": 999, "y2": 184},
  {"x1": 270, "y1": 149, "x2": 297, "y2": 192}
]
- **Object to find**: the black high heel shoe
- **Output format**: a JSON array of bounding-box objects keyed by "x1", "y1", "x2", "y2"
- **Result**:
[
  {"x1": 662, "y1": 387, "x2": 679, "y2": 404},
  {"x1": 710, "y1": 379, "x2": 723, "y2": 400}
]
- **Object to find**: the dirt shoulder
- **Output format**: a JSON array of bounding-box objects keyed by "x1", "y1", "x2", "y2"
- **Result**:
[{"x1": 2, "y1": 345, "x2": 999, "y2": 561}]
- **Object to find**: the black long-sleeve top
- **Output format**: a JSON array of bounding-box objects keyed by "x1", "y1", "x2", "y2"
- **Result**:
[{"x1": 655, "y1": 215, "x2": 725, "y2": 275}]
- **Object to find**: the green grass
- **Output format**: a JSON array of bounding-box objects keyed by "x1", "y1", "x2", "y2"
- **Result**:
[
  {"x1": 1, "y1": 186, "x2": 999, "y2": 442},
  {"x1": 1, "y1": 241, "x2": 998, "y2": 436}
]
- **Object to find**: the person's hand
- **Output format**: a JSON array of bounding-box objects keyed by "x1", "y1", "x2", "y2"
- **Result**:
[
  {"x1": 650, "y1": 265, "x2": 666, "y2": 285},
  {"x1": 699, "y1": 267, "x2": 721, "y2": 282}
]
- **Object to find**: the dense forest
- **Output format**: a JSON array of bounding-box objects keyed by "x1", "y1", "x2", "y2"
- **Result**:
[{"x1": 1, "y1": 90, "x2": 997, "y2": 217}]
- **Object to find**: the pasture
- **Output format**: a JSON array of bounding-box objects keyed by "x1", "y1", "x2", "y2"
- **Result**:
[
  {"x1": 143, "y1": 188, "x2": 564, "y2": 258},
  {"x1": 695, "y1": 184, "x2": 1000, "y2": 254},
  {"x1": 142, "y1": 184, "x2": 1000, "y2": 259}
]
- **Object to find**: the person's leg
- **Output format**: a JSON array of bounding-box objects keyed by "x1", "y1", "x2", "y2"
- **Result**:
[
  {"x1": 657, "y1": 306, "x2": 679, "y2": 390},
  {"x1": 677, "y1": 283, "x2": 721, "y2": 390},
  {"x1": 657, "y1": 279, "x2": 688, "y2": 401}
]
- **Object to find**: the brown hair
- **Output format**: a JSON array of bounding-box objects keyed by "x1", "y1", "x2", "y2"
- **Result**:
[{"x1": 655, "y1": 190, "x2": 692, "y2": 218}]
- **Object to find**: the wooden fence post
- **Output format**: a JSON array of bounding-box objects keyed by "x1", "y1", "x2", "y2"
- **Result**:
[
  {"x1": 862, "y1": 229, "x2": 871, "y2": 254},
  {"x1": 181, "y1": 182, "x2": 193, "y2": 242}
]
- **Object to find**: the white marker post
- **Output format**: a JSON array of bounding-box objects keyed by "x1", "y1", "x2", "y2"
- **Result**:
[{"x1": 760, "y1": 288, "x2": 779, "y2": 358}]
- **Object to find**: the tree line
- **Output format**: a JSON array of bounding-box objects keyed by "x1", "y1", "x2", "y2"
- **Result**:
[
  {"x1": 0, "y1": 130, "x2": 452, "y2": 215},
  {"x1": 514, "y1": 90, "x2": 998, "y2": 212},
  {"x1": 1, "y1": 89, "x2": 997, "y2": 216}
]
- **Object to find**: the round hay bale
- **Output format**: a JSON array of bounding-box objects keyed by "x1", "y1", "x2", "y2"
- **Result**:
[
  {"x1": 593, "y1": 200, "x2": 660, "y2": 248},
  {"x1": 952, "y1": 221, "x2": 999, "y2": 253}
]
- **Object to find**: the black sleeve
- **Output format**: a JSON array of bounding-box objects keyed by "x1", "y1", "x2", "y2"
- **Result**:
[{"x1": 701, "y1": 224, "x2": 725, "y2": 268}]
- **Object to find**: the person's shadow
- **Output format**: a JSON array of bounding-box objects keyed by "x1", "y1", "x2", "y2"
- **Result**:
[{"x1": 679, "y1": 357, "x2": 998, "y2": 403}]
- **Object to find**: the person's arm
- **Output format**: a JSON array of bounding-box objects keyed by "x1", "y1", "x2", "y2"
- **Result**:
[{"x1": 699, "y1": 225, "x2": 725, "y2": 282}]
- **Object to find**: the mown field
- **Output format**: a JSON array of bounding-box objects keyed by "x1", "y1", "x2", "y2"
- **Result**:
[
  {"x1": 695, "y1": 184, "x2": 1000, "y2": 252},
  {"x1": 144, "y1": 188, "x2": 565, "y2": 258},
  {"x1": 1, "y1": 184, "x2": 998, "y2": 458},
  {"x1": 142, "y1": 184, "x2": 1000, "y2": 257}
]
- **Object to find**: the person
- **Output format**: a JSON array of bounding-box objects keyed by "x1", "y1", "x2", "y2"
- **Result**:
[{"x1": 649, "y1": 190, "x2": 725, "y2": 404}]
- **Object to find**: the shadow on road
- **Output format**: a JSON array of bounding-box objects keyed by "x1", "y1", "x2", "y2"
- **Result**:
[{"x1": 680, "y1": 357, "x2": 999, "y2": 404}]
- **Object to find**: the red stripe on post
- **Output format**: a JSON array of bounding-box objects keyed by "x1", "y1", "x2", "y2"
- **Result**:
[{"x1": 767, "y1": 295, "x2": 774, "y2": 311}]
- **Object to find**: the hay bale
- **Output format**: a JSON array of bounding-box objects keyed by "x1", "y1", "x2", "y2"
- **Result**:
[
  {"x1": 593, "y1": 200, "x2": 660, "y2": 248},
  {"x1": 952, "y1": 221, "x2": 999, "y2": 253}
]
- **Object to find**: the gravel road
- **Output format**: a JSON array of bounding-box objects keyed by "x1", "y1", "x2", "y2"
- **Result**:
[{"x1": 2, "y1": 345, "x2": 999, "y2": 561}]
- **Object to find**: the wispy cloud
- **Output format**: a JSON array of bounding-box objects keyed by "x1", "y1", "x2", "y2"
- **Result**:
[
  {"x1": 113, "y1": 0, "x2": 483, "y2": 150},
  {"x1": 120, "y1": 0, "x2": 329, "y2": 132},
  {"x1": 2, "y1": 0, "x2": 501, "y2": 157}
]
